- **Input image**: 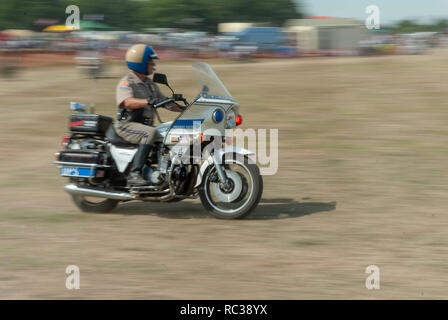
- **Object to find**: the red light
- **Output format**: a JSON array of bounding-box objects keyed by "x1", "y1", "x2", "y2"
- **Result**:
[
  {"x1": 70, "y1": 120, "x2": 84, "y2": 127},
  {"x1": 235, "y1": 114, "x2": 242, "y2": 126},
  {"x1": 62, "y1": 136, "x2": 70, "y2": 148}
]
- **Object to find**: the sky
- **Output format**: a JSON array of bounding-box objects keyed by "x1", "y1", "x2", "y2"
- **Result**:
[{"x1": 301, "y1": 0, "x2": 448, "y2": 25}]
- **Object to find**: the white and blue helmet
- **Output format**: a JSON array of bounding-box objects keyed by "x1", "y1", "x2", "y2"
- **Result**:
[{"x1": 125, "y1": 44, "x2": 159, "y2": 75}]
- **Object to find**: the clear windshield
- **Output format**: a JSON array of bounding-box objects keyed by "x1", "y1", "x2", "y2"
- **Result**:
[{"x1": 192, "y1": 62, "x2": 234, "y2": 101}]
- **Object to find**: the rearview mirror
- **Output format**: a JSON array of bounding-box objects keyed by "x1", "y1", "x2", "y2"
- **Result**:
[{"x1": 153, "y1": 73, "x2": 168, "y2": 85}]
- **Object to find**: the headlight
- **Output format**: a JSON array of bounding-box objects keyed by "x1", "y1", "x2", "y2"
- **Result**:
[{"x1": 225, "y1": 109, "x2": 237, "y2": 128}]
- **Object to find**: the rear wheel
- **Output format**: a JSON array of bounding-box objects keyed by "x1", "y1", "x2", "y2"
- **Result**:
[
  {"x1": 71, "y1": 195, "x2": 119, "y2": 213},
  {"x1": 199, "y1": 154, "x2": 263, "y2": 219}
]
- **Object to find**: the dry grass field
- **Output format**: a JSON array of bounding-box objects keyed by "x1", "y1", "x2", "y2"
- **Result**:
[{"x1": 0, "y1": 51, "x2": 448, "y2": 299}]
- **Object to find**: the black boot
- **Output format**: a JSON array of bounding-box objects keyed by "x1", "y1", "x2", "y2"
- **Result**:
[{"x1": 127, "y1": 144, "x2": 152, "y2": 186}]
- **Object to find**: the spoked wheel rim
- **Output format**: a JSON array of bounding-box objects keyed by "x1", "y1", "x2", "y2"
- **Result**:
[{"x1": 204, "y1": 159, "x2": 254, "y2": 215}]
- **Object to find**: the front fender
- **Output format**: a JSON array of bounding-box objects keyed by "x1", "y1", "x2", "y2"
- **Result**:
[{"x1": 194, "y1": 147, "x2": 255, "y2": 188}]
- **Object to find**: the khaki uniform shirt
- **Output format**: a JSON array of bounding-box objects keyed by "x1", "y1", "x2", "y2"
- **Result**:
[{"x1": 116, "y1": 72, "x2": 166, "y2": 121}]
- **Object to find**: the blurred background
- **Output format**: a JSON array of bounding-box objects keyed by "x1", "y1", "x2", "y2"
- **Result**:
[
  {"x1": 1, "y1": 0, "x2": 448, "y2": 72},
  {"x1": 1, "y1": 0, "x2": 448, "y2": 299}
]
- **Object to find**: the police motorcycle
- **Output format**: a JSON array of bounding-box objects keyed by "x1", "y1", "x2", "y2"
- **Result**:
[{"x1": 54, "y1": 62, "x2": 263, "y2": 219}]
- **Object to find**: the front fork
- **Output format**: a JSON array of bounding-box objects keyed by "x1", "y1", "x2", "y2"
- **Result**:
[
  {"x1": 212, "y1": 151, "x2": 227, "y2": 180},
  {"x1": 213, "y1": 153, "x2": 238, "y2": 192},
  {"x1": 212, "y1": 152, "x2": 233, "y2": 190}
]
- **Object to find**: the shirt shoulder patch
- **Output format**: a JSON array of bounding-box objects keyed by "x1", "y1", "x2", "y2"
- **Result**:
[{"x1": 119, "y1": 81, "x2": 129, "y2": 89}]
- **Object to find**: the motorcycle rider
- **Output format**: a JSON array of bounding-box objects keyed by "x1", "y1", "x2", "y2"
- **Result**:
[{"x1": 115, "y1": 44, "x2": 183, "y2": 186}]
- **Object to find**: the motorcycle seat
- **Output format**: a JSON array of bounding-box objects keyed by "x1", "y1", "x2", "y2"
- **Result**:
[{"x1": 105, "y1": 125, "x2": 138, "y2": 148}]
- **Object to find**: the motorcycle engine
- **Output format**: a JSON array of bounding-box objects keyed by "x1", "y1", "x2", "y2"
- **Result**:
[
  {"x1": 142, "y1": 166, "x2": 164, "y2": 185},
  {"x1": 172, "y1": 166, "x2": 187, "y2": 181}
]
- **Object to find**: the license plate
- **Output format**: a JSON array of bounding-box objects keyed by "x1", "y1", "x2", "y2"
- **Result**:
[{"x1": 60, "y1": 167, "x2": 96, "y2": 177}]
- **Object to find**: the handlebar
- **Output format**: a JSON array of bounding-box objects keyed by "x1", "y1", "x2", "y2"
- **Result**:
[
  {"x1": 173, "y1": 94, "x2": 189, "y2": 106},
  {"x1": 153, "y1": 98, "x2": 174, "y2": 108},
  {"x1": 148, "y1": 95, "x2": 189, "y2": 111}
]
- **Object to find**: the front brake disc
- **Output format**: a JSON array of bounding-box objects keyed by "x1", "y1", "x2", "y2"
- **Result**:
[{"x1": 211, "y1": 170, "x2": 242, "y2": 203}]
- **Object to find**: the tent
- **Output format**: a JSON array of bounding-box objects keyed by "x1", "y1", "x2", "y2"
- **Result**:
[
  {"x1": 42, "y1": 25, "x2": 78, "y2": 32},
  {"x1": 43, "y1": 21, "x2": 112, "y2": 33},
  {"x1": 79, "y1": 20, "x2": 112, "y2": 30}
]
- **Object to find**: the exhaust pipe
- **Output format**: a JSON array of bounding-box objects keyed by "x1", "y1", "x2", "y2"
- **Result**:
[{"x1": 64, "y1": 184, "x2": 135, "y2": 200}]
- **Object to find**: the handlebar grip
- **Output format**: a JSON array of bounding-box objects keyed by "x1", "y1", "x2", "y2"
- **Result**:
[{"x1": 153, "y1": 98, "x2": 174, "y2": 108}]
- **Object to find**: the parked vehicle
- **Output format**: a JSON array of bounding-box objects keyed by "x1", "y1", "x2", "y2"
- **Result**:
[{"x1": 236, "y1": 27, "x2": 288, "y2": 51}]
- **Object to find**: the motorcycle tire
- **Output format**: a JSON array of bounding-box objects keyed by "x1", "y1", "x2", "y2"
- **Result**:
[
  {"x1": 199, "y1": 154, "x2": 263, "y2": 219},
  {"x1": 71, "y1": 195, "x2": 119, "y2": 213}
]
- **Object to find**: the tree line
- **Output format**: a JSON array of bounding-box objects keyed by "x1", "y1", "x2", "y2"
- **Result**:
[
  {"x1": 2, "y1": 1, "x2": 446, "y2": 35},
  {"x1": 0, "y1": 0, "x2": 303, "y2": 32}
]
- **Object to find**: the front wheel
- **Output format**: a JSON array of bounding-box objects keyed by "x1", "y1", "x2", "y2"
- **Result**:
[
  {"x1": 199, "y1": 154, "x2": 263, "y2": 219},
  {"x1": 71, "y1": 195, "x2": 119, "y2": 213}
]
